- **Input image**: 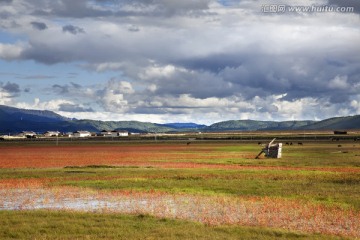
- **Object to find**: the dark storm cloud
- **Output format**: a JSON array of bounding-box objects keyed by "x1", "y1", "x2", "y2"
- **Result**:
[
  {"x1": 0, "y1": 82, "x2": 21, "y2": 97},
  {"x1": 21, "y1": 43, "x2": 74, "y2": 64},
  {"x1": 0, "y1": 10, "x2": 12, "y2": 19},
  {"x1": 32, "y1": 0, "x2": 112, "y2": 18},
  {"x1": 30, "y1": 21, "x2": 48, "y2": 30},
  {"x1": 52, "y1": 82, "x2": 81, "y2": 94},
  {"x1": 142, "y1": 66, "x2": 236, "y2": 99},
  {"x1": 143, "y1": 45, "x2": 360, "y2": 105},
  {"x1": 58, "y1": 103, "x2": 93, "y2": 112},
  {"x1": 1, "y1": 82, "x2": 20, "y2": 93},
  {"x1": 62, "y1": 25, "x2": 85, "y2": 34},
  {"x1": 0, "y1": 0, "x2": 13, "y2": 4},
  {"x1": 224, "y1": 56, "x2": 358, "y2": 103},
  {"x1": 52, "y1": 84, "x2": 69, "y2": 94},
  {"x1": 176, "y1": 53, "x2": 243, "y2": 73},
  {"x1": 145, "y1": 0, "x2": 211, "y2": 15},
  {"x1": 29, "y1": 0, "x2": 212, "y2": 19}
]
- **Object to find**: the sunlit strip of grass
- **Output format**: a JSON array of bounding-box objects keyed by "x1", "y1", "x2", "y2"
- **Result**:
[
  {"x1": 0, "y1": 210, "x2": 348, "y2": 240},
  {"x1": 1, "y1": 167, "x2": 359, "y2": 209},
  {"x1": 216, "y1": 144, "x2": 360, "y2": 167},
  {"x1": 55, "y1": 172, "x2": 360, "y2": 209}
]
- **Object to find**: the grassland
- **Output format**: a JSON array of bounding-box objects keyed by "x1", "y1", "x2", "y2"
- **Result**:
[
  {"x1": 0, "y1": 140, "x2": 359, "y2": 239},
  {"x1": 0, "y1": 211, "x2": 348, "y2": 240}
]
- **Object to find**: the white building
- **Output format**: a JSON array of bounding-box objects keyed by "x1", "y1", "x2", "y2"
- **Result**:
[
  {"x1": 73, "y1": 131, "x2": 91, "y2": 138},
  {"x1": 44, "y1": 131, "x2": 60, "y2": 137},
  {"x1": 65, "y1": 132, "x2": 73, "y2": 138},
  {"x1": 118, "y1": 130, "x2": 129, "y2": 137},
  {"x1": 109, "y1": 130, "x2": 129, "y2": 137},
  {"x1": 99, "y1": 130, "x2": 112, "y2": 137},
  {"x1": 21, "y1": 131, "x2": 37, "y2": 138}
]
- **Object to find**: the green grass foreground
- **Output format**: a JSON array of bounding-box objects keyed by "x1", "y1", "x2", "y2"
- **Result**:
[{"x1": 0, "y1": 211, "x2": 347, "y2": 240}]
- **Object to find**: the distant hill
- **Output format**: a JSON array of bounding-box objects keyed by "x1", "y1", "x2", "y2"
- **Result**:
[
  {"x1": 205, "y1": 116, "x2": 360, "y2": 132},
  {"x1": 158, "y1": 123, "x2": 207, "y2": 130},
  {"x1": 204, "y1": 120, "x2": 315, "y2": 131},
  {"x1": 77, "y1": 120, "x2": 173, "y2": 133},
  {"x1": 0, "y1": 105, "x2": 75, "y2": 133},
  {"x1": 0, "y1": 105, "x2": 181, "y2": 133},
  {"x1": 0, "y1": 105, "x2": 68, "y2": 122},
  {"x1": 299, "y1": 115, "x2": 360, "y2": 130},
  {"x1": 204, "y1": 116, "x2": 360, "y2": 132},
  {"x1": 1, "y1": 105, "x2": 360, "y2": 134}
]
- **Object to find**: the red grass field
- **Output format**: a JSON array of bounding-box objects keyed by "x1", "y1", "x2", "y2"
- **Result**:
[{"x1": 0, "y1": 144, "x2": 359, "y2": 173}]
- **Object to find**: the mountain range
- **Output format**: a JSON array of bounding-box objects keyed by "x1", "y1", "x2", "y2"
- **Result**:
[{"x1": 0, "y1": 105, "x2": 359, "y2": 134}]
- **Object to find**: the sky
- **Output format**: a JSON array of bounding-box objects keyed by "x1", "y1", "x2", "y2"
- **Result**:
[{"x1": 0, "y1": 0, "x2": 359, "y2": 125}]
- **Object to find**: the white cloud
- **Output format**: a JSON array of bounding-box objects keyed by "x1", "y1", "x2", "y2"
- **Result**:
[
  {"x1": 0, "y1": 43, "x2": 24, "y2": 60},
  {"x1": 0, "y1": 90, "x2": 13, "y2": 105},
  {"x1": 140, "y1": 64, "x2": 178, "y2": 80},
  {"x1": 328, "y1": 75, "x2": 349, "y2": 90}
]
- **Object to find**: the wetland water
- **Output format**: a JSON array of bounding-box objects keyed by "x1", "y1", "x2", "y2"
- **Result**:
[{"x1": 0, "y1": 188, "x2": 359, "y2": 238}]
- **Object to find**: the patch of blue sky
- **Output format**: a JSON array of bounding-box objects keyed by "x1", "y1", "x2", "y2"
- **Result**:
[
  {"x1": 0, "y1": 30, "x2": 27, "y2": 44},
  {"x1": 88, "y1": 0, "x2": 120, "y2": 11},
  {"x1": 0, "y1": 60, "x2": 115, "y2": 87},
  {"x1": 217, "y1": 0, "x2": 239, "y2": 7}
]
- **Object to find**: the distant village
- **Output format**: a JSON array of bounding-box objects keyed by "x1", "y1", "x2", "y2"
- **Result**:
[{"x1": 0, "y1": 130, "x2": 132, "y2": 140}]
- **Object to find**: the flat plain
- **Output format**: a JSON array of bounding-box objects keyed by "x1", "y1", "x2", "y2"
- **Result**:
[{"x1": 0, "y1": 139, "x2": 359, "y2": 239}]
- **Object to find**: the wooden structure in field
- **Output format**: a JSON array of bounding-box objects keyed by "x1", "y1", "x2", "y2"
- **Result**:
[{"x1": 255, "y1": 138, "x2": 282, "y2": 159}]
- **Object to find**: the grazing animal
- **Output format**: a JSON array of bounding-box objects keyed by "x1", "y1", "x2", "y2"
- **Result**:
[
  {"x1": 186, "y1": 142, "x2": 191, "y2": 145},
  {"x1": 338, "y1": 145, "x2": 342, "y2": 147},
  {"x1": 258, "y1": 142, "x2": 262, "y2": 145},
  {"x1": 298, "y1": 142, "x2": 303, "y2": 145},
  {"x1": 285, "y1": 142, "x2": 289, "y2": 145},
  {"x1": 290, "y1": 142, "x2": 293, "y2": 145}
]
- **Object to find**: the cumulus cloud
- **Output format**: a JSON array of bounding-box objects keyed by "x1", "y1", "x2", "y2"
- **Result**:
[
  {"x1": 328, "y1": 75, "x2": 349, "y2": 90},
  {"x1": 0, "y1": 43, "x2": 23, "y2": 60},
  {"x1": 49, "y1": 79, "x2": 135, "y2": 113},
  {"x1": 16, "y1": 98, "x2": 93, "y2": 114},
  {"x1": 96, "y1": 79, "x2": 135, "y2": 112},
  {"x1": 0, "y1": 90, "x2": 13, "y2": 105}
]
